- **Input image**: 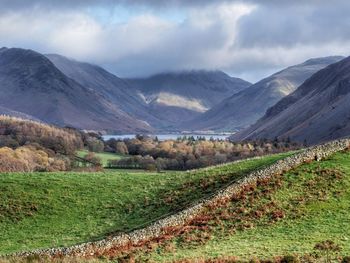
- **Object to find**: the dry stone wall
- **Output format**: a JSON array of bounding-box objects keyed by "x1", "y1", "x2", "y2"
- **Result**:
[{"x1": 14, "y1": 138, "x2": 350, "y2": 258}]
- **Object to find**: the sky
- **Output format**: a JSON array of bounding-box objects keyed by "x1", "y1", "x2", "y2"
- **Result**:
[{"x1": 0, "y1": 0, "x2": 350, "y2": 82}]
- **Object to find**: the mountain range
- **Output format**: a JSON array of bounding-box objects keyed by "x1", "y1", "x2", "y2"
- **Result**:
[
  {"x1": 0, "y1": 47, "x2": 252, "y2": 132},
  {"x1": 126, "y1": 71, "x2": 250, "y2": 127},
  {"x1": 232, "y1": 56, "x2": 350, "y2": 144},
  {"x1": 1, "y1": 46, "x2": 349, "y2": 143},
  {"x1": 0, "y1": 47, "x2": 152, "y2": 133},
  {"x1": 45, "y1": 54, "x2": 162, "y2": 129},
  {"x1": 184, "y1": 56, "x2": 344, "y2": 132}
]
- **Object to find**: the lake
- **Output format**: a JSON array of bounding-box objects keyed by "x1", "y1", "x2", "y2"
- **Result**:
[{"x1": 102, "y1": 133, "x2": 231, "y2": 141}]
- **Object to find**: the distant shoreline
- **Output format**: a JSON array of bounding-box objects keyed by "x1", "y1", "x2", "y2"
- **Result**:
[{"x1": 102, "y1": 133, "x2": 234, "y2": 141}]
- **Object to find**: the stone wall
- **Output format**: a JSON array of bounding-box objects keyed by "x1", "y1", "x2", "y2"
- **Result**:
[{"x1": 14, "y1": 138, "x2": 350, "y2": 258}]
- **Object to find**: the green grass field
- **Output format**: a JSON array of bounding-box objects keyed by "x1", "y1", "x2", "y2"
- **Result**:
[
  {"x1": 136, "y1": 150, "x2": 350, "y2": 262},
  {"x1": 76, "y1": 150, "x2": 124, "y2": 167},
  {"x1": 0, "y1": 153, "x2": 290, "y2": 255}
]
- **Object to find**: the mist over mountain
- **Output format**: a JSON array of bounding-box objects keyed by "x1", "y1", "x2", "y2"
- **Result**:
[
  {"x1": 126, "y1": 71, "x2": 251, "y2": 127},
  {"x1": 0, "y1": 47, "x2": 152, "y2": 133},
  {"x1": 186, "y1": 56, "x2": 344, "y2": 132},
  {"x1": 233, "y1": 56, "x2": 350, "y2": 144}
]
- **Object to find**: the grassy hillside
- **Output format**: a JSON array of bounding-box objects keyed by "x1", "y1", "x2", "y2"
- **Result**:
[
  {"x1": 130, "y1": 150, "x2": 350, "y2": 262},
  {"x1": 0, "y1": 153, "x2": 290, "y2": 255}
]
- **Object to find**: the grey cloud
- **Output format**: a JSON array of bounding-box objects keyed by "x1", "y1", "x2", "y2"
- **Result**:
[
  {"x1": 0, "y1": 0, "x2": 349, "y2": 82},
  {"x1": 100, "y1": 12, "x2": 233, "y2": 76},
  {"x1": 236, "y1": 1, "x2": 350, "y2": 48}
]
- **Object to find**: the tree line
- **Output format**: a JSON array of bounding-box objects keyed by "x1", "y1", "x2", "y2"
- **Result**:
[{"x1": 105, "y1": 135, "x2": 301, "y2": 171}]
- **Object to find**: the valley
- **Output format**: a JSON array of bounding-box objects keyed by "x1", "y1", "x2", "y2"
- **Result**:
[
  {"x1": 1, "y1": 51, "x2": 350, "y2": 262},
  {"x1": 2, "y1": 2, "x2": 350, "y2": 262},
  {"x1": 1, "y1": 47, "x2": 346, "y2": 137}
]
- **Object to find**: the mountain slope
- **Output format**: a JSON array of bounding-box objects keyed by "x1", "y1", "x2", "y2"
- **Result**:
[
  {"x1": 46, "y1": 54, "x2": 161, "y2": 128},
  {"x1": 233, "y1": 56, "x2": 350, "y2": 144},
  {"x1": 0, "y1": 105, "x2": 39, "y2": 121},
  {"x1": 187, "y1": 56, "x2": 344, "y2": 132},
  {"x1": 0, "y1": 48, "x2": 152, "y2": 132},
  {"x1": 126, "y1": 71, "x2": 251, "y2": 126}
]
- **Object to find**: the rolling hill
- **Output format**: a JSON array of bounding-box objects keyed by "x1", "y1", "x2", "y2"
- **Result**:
[
  {"x1": 233, "y1": 56, "x2": 350, "y2": 144},
  {"x1": 126, "y1": 71, "x2": 251, "y2": 126},
  {"x1": 186, "y1": 56, "x2": 344, "y2": 132},
  {"x1": 0, "y1": 47, "x2": 152, "y2": 133}
]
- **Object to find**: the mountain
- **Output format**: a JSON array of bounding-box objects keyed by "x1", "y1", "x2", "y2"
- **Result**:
[
  {"x1": 0, "y1": 47, "x2": 152, "y2": 133},
  {"x1": 233, "y1": 56, "x2": 350, "y2": 144},
  {"x1": 0, "y1": 105, "x2": 39, "y2": 121},
  {"x1": 126, "y1": 71, "x2": 251, "y2": 126},
  {"x1": 46, "y1": 57, "x2": 250, "y2": 130},
  {"x1": 46, "y1": 54, "x2": 161, "y2": 128},
  {"x1": 186, "y1": 56, "x2": 344, "y2": 132}
]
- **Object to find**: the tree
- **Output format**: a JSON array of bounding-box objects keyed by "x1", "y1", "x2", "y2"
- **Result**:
[
  {"x1": 84, "y1": 152, "x2": 102, "y2": 167},
  {"x1": 86, "y1": 137, "x2": 104, "y2": 153},
  {"x1": 115, "y1": 141, "x2": 128, "y2": 155}
]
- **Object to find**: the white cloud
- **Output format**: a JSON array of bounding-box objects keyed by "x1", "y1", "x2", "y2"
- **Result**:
[
  {"x1": 48, "y1": 14, "x2": 103, "y2": 58},
  {"x1": 0, "y1": 1, "x2": 349, "y2": 82}
]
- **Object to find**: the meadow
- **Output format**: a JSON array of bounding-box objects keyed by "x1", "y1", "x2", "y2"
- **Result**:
[
  {"x1": 0, "y1": 153, "x2": 290, "y2": 255},
  {"x1": 135, "y1": 150, "x2": 350, "y2": 262},
  {"x1": 1, "y1": 150, "x2": 350, "y2": 262}
]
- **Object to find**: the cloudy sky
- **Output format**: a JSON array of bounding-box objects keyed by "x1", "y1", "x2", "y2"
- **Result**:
[{"x1": 1, "y1": 0, "x2": 350, "y2": 82}]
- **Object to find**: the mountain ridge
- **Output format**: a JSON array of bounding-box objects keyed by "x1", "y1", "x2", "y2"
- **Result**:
[
  {"x1": 126, "y1": 70, "x2": 251, "y2": 127},
  {"x1": 46, "y1": 53, "x2": 162, "y2": 128},
  {"x1": 185, "y1": 56, "x2": 344, "y2": 132},
  {"x1": 232, "y1": 56, "x2": 350, "y2": 144},
  {"x1": 0, "y1": 47, "x2": 153, "y2": 133}
]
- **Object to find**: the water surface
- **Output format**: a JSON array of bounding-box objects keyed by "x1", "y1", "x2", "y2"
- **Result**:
[{"x1": 102, "y1": 133, "x2": 230, "y2": 141}]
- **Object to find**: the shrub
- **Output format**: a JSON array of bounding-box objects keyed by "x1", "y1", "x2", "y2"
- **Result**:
[
  {"x1": 342, "y1": 256, "x2": 350, "y2": 263},
  {"x1": 0, "y1": 147, "x2": 28, "y2": 172},
  {"x1": 83, "y1": 152, "x2": 102, "y2": 167},
  {"x1": 314, "y1": 240, "x2": 341, "y2": 263},
  {"x1": 281, "y1": 255, "x2": 300, "y2": 263}
]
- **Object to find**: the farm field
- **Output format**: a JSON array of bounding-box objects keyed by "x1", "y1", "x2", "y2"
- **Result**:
[{"x1": 0, "y1": 153, "x2": 290, "y2": 255}]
